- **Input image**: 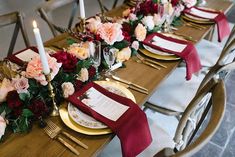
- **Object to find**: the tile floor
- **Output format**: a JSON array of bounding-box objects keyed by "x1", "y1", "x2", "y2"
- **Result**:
[{"x1": 0, "y1": 0, "x2": 235, "y2": 156}]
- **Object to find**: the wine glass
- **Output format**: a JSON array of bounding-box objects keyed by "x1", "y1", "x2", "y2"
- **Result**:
[
  {"x1": 103, "y1": 47, "x2": 117, "y2": 76},
  {"x1": 163, "y1": 5, "x2": 177, "y2": 33},
  {"x1": 89, "y1": 40, "x2": 101, "y2": 79}
]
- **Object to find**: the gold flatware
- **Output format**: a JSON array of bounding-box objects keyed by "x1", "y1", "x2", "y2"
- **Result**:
[
  {"x1": 173, "y1": 32, "x2": 197, "y2": 43},
  {"x1": 111, "y1": 75, "x2": 148, "y2": 92},
  {"x1": 134, "y1": 58, "x2": 161, "y2": 70},
  {"x1": 181, "y1": 18, "x2": 206, "y2": 29},
  {"x1": 136, "y1": 53, "x2": 167, "y2": 68},
  {"x1": 44, "y1": 121, "x2": 80, "y2": 156},
  {"x1": 46, "y1": 120, "x2": 88, "y2": 149},
  {"x1": 105, "y1": 78, "x2": 148, "y2": 94}
]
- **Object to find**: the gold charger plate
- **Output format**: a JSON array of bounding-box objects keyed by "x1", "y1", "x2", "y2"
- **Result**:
[
  {"x1": 182, "y1": 15, "x2": 214, "y2": 24},
  {"x1": 139, "y1": 49, "x2": 181, "y2": 61},
  {"x1": 59, "y1": 81, "x2": 136, "y2": 135}
]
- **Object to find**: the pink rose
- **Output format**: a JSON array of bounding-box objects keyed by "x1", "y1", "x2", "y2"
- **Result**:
[
  {"x1": 182, "y1": 0, "x2": 197, "y2": 8},
  {"x1": 116, "y1": 47, "x2": 131, "y2": 63},
  {"x1": 0, "y1": 116, "x2": 6, "y2": 139},
  {"x1": 61, "y1": 82, "x2": 75, "y2": 98},
  {"x1": 86, "y1": 16, "x2": 102, "y2": 33},
  {"x1": 25, "y1": 55, "x2": 62, "y2": 86},
  {"x1": 77, "y1": 68, "x2": 89, "y2": 82},
  {"x1": 67, "y1": 43, "x2": 90, "y2": 60},
  {"x1": 135, "y1": 23, "x2": 147, "y2": 41},
  {"x1": 0, "y1": 78, "x2": 14, "y2": 103},
  {"x1": 129, "y1": 13, "x2": 138, "y2": 21},
  {"x1": 131, "y1": 41, "x2": 139, "y2": 51},
  {"x1": 97, "y1": 22, "x2": 124, "y2": 45},
  {"x1": 11, "y1": 76, "x2": 29, "y2": 93}
]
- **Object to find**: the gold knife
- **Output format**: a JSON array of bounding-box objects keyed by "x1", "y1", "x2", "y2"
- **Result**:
[{"x1": 111, "y1": 75, "x2": 148, "y2": 92}]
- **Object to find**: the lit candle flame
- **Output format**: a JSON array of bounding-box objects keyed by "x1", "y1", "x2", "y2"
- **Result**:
[{"x1": 32, "y1": 20, "x2": 37, "y2": 28}]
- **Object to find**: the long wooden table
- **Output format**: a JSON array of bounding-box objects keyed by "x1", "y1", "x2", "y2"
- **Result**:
[{"x1": 0, "y1": 0, "x2": 233, "y2": 156}]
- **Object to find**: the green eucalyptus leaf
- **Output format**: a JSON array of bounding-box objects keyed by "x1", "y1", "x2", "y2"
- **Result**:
[
  {"x1": 113, "y1": 40, "x2": 129, "y2": 50},
  {"x1": 22, "y1": 109, "x2": 33, "y2": 118},
  {"x1": 19, "y1": 92, "x2": 30, "y2": 102},
  {"x1": 67, "y1": 38, "x2": 76, "y2": 45},
  {"x1": 0, "y1": 102, "x2": 12, "y2": 115}
]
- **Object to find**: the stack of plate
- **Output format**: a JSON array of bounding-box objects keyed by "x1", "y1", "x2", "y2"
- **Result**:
[{"x1": 59, "y1": 81, "x2": 136, "y2": 135}]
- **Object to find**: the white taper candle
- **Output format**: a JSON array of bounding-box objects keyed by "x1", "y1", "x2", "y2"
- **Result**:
[
  {"x1": 79, "y1": 0, "x2": 86, "y2": 19},
  {"x1": 32, "y1": 20, "x2": 50, "y2": 75}
]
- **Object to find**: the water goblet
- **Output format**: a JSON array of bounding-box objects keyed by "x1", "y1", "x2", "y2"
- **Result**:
[
  {"x1": 89, "y1": 40, "x2": 101, "y2": 79},
  {"x1": 103, "y1": 47, "x2": 118, "y2": 76}
]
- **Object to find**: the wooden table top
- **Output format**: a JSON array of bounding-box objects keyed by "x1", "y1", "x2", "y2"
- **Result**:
[{"x1": 0, "y1": 0, "x2": 233, "y2": 157}]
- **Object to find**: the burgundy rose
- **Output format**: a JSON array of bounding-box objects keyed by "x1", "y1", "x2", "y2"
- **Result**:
[
  {"x1": 171, "y1": 0, "x2": 180, "y2": 6},
  {"x1": 74, "y1": 80, "x2": 83, "y2": 91},
  {"x1": 28, "y1": 99, "x2": 49, "y2": 118},
  {"x1": 52, "y1": 51, "x2": 78, "y2": 72},
  {"x1": 137, "y1": 0, "x2": 159, "y2": 15},
  {"x1": 7, "y1": 91, "x2": 23, "y2": 109},
  {"x1": 88, "y1": 66, "x2": 96, "y2": 79},
  {"x1": 122, "y1": 23, "x2": 132, "y2": 42}
]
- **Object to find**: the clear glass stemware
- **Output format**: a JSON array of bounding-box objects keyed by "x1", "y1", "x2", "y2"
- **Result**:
[
  {"x1": 103, "y1": 47, "x2": 117, "y2": 76},
  {"x1": 89, "y1": 40, "x2": 101, "y2": 79}
]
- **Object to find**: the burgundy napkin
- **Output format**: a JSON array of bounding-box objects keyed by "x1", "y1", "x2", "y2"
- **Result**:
[
  {"x1": 143, "y1": 33, "x2": 201, "y2": 80},
  {"x1": 68, "y1": 82, "x2": 152, "y2": 157},
  {"x1": 184, "y1": 7, "x2": 230, "y2": 42},
  {"x1": 5, "y1": 47, "x2": 38, "y2": 66}
]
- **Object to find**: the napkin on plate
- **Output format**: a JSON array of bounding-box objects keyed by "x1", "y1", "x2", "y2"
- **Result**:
[
  {"x1": 6, "y1": 47, "x2": 39, "y2": 66},
  {"x1": 68, "y1": 82, "x2": 152, "y2": 157},
  {"x1": 184, "y1": 7, "x2": 230, "y2": 42},
  {"x1": 143, "y1": 33, "x2": 202, "y2": 80}
]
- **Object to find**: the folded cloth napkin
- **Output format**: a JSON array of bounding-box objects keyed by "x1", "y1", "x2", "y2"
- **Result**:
[
  {"x1": 143, "y1": 33, "x2": 201, "y2": 80},
  {"x1": 183, "y1": 7, "x2": 230, "y2": 42},
  {"x1": 68, "y1": 82, "x2": 152, "y2": 157},
  {"x1": 6, "y1": 47, "x2": 38, "y2": 66}
]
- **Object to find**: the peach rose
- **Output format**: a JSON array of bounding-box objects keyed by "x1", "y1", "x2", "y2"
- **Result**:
[
  {"x1": 61, "y1": 82, "x2": 75, "y2": 98},
  {"x1": 97, "y1": 22, "x2": 124, "y2": 45},
  {"x1": 0, "y1": 78, "x2": 15, "y2": 103},
  {"x1": 134, "y1": 23, "x2": 147, "y2": 41},
  {"x1": 25, "y1": 55, "x2": 62, "y2": 86},
  {"x1": 116, "y1": 47, "x2": 131, "y2": 63},
  {"x1": 67, "y1": 43, "x2": 90, "y2": 60},
  {"x1": 11, "y1": 76, "x2": 29, "y2": 93},
  {"x1": 0, "y1": 116, "x2": 6, "y2": 139},
  {"x1": 86, "y1": 16, "x2": 102, "y2": 33},
  {"x1": 77, "y1": 68, "x2": 89, "y2": 82}
]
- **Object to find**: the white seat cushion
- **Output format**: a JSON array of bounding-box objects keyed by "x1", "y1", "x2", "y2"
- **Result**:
[
  {"x1": 148, "y1": 67, "x2": 204, "y2": 113},
  {"x1": 98, "y1": 116, "x2": 175, "y2": 157},
  {"x1": 195, "y1": 39, "x2": 222, "y2": 67}
]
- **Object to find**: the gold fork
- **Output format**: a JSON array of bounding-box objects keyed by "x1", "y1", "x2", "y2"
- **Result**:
[
  {"x1": 44, "y1": 123, "x2": 80, "y2": 156},
  {"x1": 46, "y1": 120, "x2": 88, "y2": 149}
]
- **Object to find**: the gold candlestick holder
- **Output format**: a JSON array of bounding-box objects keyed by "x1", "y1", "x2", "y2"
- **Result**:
[{"x1": 45, "y1": 73, "x2": 59, "y2": 116}]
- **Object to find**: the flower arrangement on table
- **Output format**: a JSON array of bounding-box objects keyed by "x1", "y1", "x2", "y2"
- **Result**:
[
  {"x1": 0, "y1": 42, "x2": 97, "y2": 139},
  {"x1": 0, "y1": 0, "x2": 199, "y2": 140}
]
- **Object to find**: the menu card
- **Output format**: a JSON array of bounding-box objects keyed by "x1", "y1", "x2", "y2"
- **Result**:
[
  {"x1": 78, "y1": 87, "x2": 129, "y2": 121},
  {"x1": 152, "y1": 36, "x2": 187, "y2": 53},
  {"x1": 15, "y1": 49, "x2": 39, "y2": 62}
]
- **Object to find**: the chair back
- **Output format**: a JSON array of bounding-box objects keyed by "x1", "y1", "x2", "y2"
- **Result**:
[
  {"x1": 0, "y1": 11, "x2": 30, "y2": 56},
  {"x1": 154, "y1": 79, "x2": 226, "y2": 157},
  {"x1": 37, "y1": 0, "x2": 78, "y2": 37},
  {"x1": 97, "y1": 0, "x2": 120, "y2": 13}
]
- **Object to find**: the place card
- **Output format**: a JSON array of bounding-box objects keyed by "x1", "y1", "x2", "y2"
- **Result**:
[
  {"x1": 152, "y1": 36, "x2": 187, "y2": 53},
  {"x1": 78, "y1": 87, "x2": 129, "y2": 121},
  {"x1": 15, "y1": 49, "x2": 39, "y2": 62}
]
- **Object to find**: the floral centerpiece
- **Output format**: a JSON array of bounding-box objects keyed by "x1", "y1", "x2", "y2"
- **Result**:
[{"x1": 0, "y1": 0, "x2": 199, "y2": 140}]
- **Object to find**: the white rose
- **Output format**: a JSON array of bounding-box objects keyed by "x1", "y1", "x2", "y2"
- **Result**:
[
  {"x1": 131, "y1": 41, "x2": 139, "y2": 51},
  {"x1": 116, "y1": 47, "x2": 131, "y2": 63},
  {"x1": 141, "y1": 16, "x2": 155, "y2": 30},
  {"x1": 77, "y1": 68, "x2": 89, "y2": 82},
  {"x1": 0, "y1": 116, "x2": 6, "y2": 139},
  {"x1": 61, "y1": 82, "x2": 75, "y2": 98}
]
